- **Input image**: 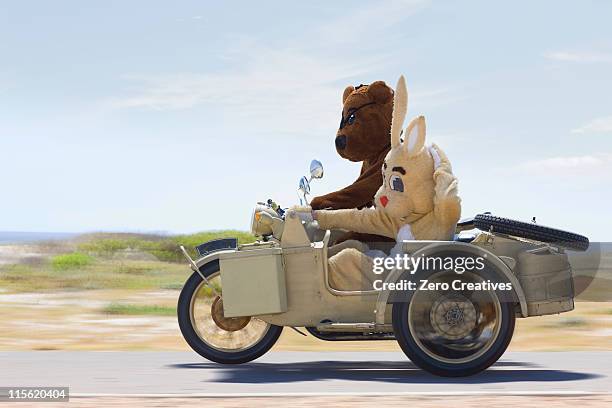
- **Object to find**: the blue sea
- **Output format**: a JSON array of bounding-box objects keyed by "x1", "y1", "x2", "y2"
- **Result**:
[{"x1": 0, "y1": 231, "x2": 78, "y2": 244}]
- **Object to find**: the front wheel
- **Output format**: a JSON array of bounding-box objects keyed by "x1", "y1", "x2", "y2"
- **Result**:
[
  {"x1": 392, "y1": 269, "x2": 515, "y2": 377},
  {"x1": 177, "y1": 261, "x2": 283, "y2": 364}
]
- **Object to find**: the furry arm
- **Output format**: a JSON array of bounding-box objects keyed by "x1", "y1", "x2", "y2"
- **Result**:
[
  {"x1": 430, "y1": 144, "x2": 461, "y2": 226},
  {"x1": 310, "y1": 149, "x2": 388, "y2": 210},
  {"x1": 314, "y1": 208, "x2": 399, "y2": 240}
]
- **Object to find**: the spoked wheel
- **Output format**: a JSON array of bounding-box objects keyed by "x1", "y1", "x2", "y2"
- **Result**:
[
  {"x1": 393, "y1": 269, "x2": 515, "y2": 377},
  {"x1": 177, "y1": 262, "x2": 283, "y2": 364}
]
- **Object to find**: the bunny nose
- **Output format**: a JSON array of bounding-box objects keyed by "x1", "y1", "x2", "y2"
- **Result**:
[
  {"x1": 335, "y1": 135, "x2": 347, "y2": 150},
  {"x1": 380, "y1": 195, "x2": 389, "y2": 207}
]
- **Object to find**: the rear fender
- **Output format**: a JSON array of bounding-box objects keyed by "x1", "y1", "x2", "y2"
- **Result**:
[{"x1": 374, "y1": 242, "x2": 528, "y2": 324}]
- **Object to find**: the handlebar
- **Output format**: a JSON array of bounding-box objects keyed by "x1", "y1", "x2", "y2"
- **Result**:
[{"x1": 266, "y1": 199, "x2": 286, "y2": 218}]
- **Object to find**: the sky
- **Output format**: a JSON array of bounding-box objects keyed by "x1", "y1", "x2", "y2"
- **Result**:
[{"x1": 1, "y1": 0, "x2": 611, "y2": 240}]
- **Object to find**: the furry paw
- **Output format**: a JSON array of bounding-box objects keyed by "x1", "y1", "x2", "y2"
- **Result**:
[
  {"x1": 290, "y1": 205, "x2": 313, "y2": 213},
  {"x1": 430, "y1": 143, "x2": 452, "y2": 171},
  {"x1": 434, "y1": 170, "x2": 459, "y2": 203},
  {"x1": 309, "y1": 196, "x2": 329, "y2": 210},
  {"x1": 288, "y1": 205, "x2": 314, "y2": 223}
]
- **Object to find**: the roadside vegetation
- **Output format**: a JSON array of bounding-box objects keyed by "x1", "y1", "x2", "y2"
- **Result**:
[
  {"x1": 103, "y1": 303, "x2": 176, "y2": 316},
  {"x1": 51, "y1": 252, "x2": 93, "y2": 270},
  {"x1": 0, "y1": 231, "x2": 255, "y2": 293},
  {"x1": 76, "y1": 230, "x2": 256, "y2": 262}
]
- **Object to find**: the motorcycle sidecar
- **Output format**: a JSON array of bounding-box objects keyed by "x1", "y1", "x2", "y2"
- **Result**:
[{"x1": 177, "y1": 210, "x2": 577, "y2": 377}]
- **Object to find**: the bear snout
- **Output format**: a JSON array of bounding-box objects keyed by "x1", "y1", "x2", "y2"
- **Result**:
[{"x1": 335, "y1": 135, "x2": 347, "y2": 150}]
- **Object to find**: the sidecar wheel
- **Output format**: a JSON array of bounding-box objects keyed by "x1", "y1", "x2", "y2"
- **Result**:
[
  {"x1": 392, "y1": 269, "x2": 515, "y2": 377},
  {"x1": 178, "y1": 262, "x2": 283, "y2": 364}
]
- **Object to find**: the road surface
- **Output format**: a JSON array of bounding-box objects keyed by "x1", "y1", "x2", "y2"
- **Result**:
[{"x1": 0, "y1": 351, "x2": 610, "y2": 396}]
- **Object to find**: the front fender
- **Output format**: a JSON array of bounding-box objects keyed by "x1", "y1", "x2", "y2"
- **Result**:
[
  {"x1": 374, "y1": 241, "x2": 528, "y2": 324},
  {"x1": 193, "y1": 250, "x2": 235, "y2": 272}
]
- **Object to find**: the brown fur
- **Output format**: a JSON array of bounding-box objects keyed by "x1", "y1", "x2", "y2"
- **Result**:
[{"x1": 310, "y1": 81, "x2": 394, "y2": 211}]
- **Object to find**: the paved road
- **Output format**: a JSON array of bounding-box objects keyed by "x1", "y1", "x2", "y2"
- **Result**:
[{"x1": 0, "y1": 352, "x2": 610, "y2": 396}]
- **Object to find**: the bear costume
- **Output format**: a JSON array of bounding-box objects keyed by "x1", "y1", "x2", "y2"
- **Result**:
[
  {"x1": 310, "y1": 81, "x2": 394, "y2": 212},
  {"x1": 310, "y1": 81, "x2": 395, "y2": 243}
]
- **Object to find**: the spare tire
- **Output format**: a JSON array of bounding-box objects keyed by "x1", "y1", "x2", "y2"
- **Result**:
[{"x1": 473, "y1": 214, "x2": 589, "y2": 251}]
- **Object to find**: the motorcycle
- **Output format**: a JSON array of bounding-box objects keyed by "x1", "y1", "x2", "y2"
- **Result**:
[{"x1": 177, "y1": 160, "x2": 587, "y2": 377}]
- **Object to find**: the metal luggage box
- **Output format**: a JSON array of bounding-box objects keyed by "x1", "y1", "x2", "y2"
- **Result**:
[
  {"x1": 517, "y1": 247, "x2": 574, "y2": 316},
  {"x1": 219, "y1": 248, "x2": 287, "y2": 318}
]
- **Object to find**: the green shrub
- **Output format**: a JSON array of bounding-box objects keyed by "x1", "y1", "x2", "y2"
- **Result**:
[
  {"x1": 166, "y1": 230, "x2": 257, "y2": 262},
  {"x1": 102, "y1": 303, "x2": 176, "y2": 316},
  {"x1": 78, "y1": 239, "x2": 131, "y2": 253},
  {"x1": 51, "y1": 252, "x2": 93, "y2": 270},
  {"x1": 172, "y1": 230, "x2": 256, "y2": 248},
  {"x1": 75, "y1": 230, "x2": 257, "y2": 263}
]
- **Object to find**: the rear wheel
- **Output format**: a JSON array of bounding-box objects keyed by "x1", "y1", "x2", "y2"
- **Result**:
[
  {"x1": 177, "y1": 261, "x2": 283, "y2": 364},
  {"x1": 392, "y1": 269, "x2": 515, "y2": 377}
]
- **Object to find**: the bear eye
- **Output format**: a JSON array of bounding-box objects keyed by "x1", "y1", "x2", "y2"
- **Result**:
[
  {"x1": 389, "y1": 175, "x2": 404, "y2": 192},
  {"x1": 347, "y1": 113, "x2": 356, "y2": 125}
]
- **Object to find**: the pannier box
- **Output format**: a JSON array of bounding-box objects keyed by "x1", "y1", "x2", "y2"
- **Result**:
[
  {"x1": 218, "y1": 247, "x2": 287, "y2": 318},
  {"x1": 517, "y1": 246, "x2": 574, "y2": 316}
]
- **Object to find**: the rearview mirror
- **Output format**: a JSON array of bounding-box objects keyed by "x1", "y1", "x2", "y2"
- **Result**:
[{"x1": 309, "y1": 160, "x2": 324, "y2": 180}]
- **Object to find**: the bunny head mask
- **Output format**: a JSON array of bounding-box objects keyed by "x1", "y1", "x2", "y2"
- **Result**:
[{"x1": 374, "y1": 75, "x2": 442, "y2": 222}]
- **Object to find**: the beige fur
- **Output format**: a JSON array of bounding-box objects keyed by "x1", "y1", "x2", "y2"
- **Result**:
[{"x1": 313, "y1": 75, "x2": 461, "y2": 290}]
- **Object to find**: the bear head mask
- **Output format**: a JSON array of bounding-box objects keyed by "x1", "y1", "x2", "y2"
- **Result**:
[{"x1": 335, "y1": 81, "x2": 395, "y2": 162}]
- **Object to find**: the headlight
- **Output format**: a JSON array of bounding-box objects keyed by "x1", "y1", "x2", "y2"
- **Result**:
[{"x1": 250, "y1": 204, "x2": 276, "y2": 236}]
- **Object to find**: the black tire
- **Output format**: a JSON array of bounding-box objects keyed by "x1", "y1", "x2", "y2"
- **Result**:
[
  {"x1": 177, "y1": 260, "x2": 283, "y2": 364},
  {"x1": 474, "y1": 214, "x2": 589, "y2": 251},
  {"x1": 393, "y1": 299, "x2": 515, "y2": 377},
  {"x1": 391, "y1": 252, "x2": 516, "y2": 377}
]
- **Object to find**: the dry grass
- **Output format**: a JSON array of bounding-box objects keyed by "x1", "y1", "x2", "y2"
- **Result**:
[{"x1": 103, "y1": 303, "x2": 176, "y2": 316}]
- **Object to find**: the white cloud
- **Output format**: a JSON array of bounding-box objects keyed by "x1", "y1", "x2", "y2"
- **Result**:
[
  {"x1": 515, "y1": 153, "x2": 612, "y2": 177},
  {"x1": 572, "y1": 116, "x2": 612, "y2": 134},
  {"x1": 107, "y1": 47, "x2": 384, "y2": 135},
  {"x1": 544, "y1": 50, "x2": 612, "y2": 63},
  {"x1": 110, "y1": 49, "x2": 376, "y2": 111},
  {"x1": 106, "y1": 0, "x2": 435, "y2": 136}
]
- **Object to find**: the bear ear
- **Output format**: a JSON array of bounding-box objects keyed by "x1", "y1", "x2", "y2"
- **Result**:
[
  {"x1": 368, "y1": 81, "x2": 394, "y2": 105},
  {"x1": 342, "y1": 85, "x2": 355, "y2": 104},
  {"x1": 404, "y1": 116, "x2": 426, "y2": 157}
]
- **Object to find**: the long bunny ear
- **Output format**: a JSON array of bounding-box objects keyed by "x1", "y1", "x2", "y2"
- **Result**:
[
  {"x1": 404, "y1": 116, "x2": 426, "y2": 156},
  {"x1": 390, "y1": 75, "x2": 408, "y2": 148}
]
